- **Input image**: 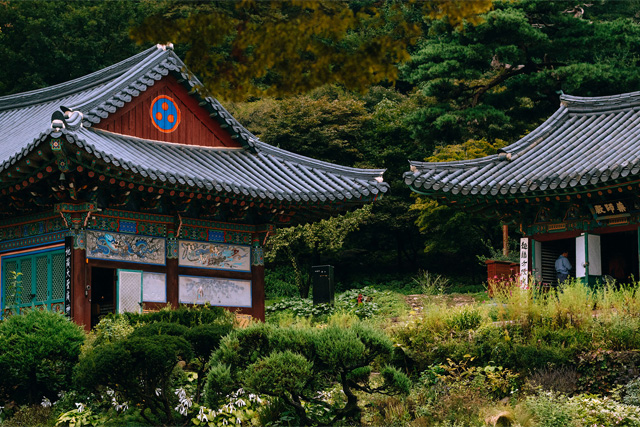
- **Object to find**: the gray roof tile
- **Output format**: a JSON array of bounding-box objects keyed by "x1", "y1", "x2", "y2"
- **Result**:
[
  {"x1": 405, "y1": 93, "x2": 640, "y2": 198},
  {"x1": 0, "y1": 46, "x2": 388, "y2": 205}
]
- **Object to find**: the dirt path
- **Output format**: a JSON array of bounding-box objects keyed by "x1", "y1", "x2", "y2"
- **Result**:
[{"x1": 404, "y1": 293, "x2": 478, "y2": 313}]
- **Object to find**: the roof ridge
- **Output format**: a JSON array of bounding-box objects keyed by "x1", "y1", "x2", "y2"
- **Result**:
[
  {"x1": 70, "y1": 47, "x2": 170, "y2": 113},
  {"x1": 0, "y1": 46, "x2": 160, "y2": 111},
  {"x1": 255, "y1": 141, "x2": 387, "y2": 179},
  {"x1": 560, "y1": 91, "x2": 640, "y2": 113}
]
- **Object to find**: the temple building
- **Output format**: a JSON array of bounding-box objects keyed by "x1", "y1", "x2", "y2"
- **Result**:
[
  {"x1": 404, "y1": 92, "x2": 640, "y2": 286},
  {"x1": 0, "y1": 45, "x2": 388, "y2": 329}
]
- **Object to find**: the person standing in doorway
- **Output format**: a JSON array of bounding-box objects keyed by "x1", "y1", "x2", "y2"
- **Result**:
[{"x1": 555, "y1": 251, "x2": 572, "y2": 285}]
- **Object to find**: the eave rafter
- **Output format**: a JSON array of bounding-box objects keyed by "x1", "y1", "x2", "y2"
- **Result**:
[{"x1": 0, "y1": 135, "x2": 369, "y2": 225}]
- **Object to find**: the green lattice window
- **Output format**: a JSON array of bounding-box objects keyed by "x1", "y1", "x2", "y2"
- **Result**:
[{"x1": 1, "y1": 247, "x2": 65, "y2": 316}]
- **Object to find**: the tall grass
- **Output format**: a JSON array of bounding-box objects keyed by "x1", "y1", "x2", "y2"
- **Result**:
[{"x1": 395, "y1": 278, "x2": 640, "y2": 372}]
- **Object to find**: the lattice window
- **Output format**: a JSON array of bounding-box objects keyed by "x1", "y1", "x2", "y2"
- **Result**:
[
  {"x1": 3, "y1": 260, "x2": 18, "y2": 306},
  {"x1": 118, "y1": 270, "x2": 142, "y2": 314},
  {"x1": 36, "y1": 256, "x2": 48, "y2": 302},
  {"x1": 51, "y1": 253, "x2": 65, "y2": 300},
  {"x1": 20, "y1": 258, "x2": 32, "y2": 303},
  {"x1": 1, "y1": 248, "x2": 65, "y2": 316}
]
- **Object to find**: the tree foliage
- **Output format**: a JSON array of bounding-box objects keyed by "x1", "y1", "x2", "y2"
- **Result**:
[
  {"x1": 401, "y1": 0, "x2": 640, "y2": 152},
  {"x1": 131, "y1": 0, "x2": 492, "y2": 101},
  {"x1": 0, "y1": 0, "x2": 162, "y2": 95},
  {"x1": 266, "y1": 204, "x2": 373, "y2": 297}
]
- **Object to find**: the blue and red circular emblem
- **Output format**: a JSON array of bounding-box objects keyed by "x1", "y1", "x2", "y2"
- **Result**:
[{"x1": 150, "y1": 95, "x2": 181, "y2": 133}]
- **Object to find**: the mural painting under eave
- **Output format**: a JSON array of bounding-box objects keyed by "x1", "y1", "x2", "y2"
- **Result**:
[
  {"x1": 179, "y1": 275, "x2": 252, "y2": 307},
  {"x1": 87, "y1": 231, "x2": 165, "y2": 265},
  {"x1": 178, "y1": 240, "x2": 250, "y2": 272}
]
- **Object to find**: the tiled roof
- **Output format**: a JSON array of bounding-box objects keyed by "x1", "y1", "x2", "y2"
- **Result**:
[
  {"x1": 404, "y1": 92, "x2": 640, "y2": 198},
  {"x1": 0, "y1": 46, "x2": 388, "y2": 204}
]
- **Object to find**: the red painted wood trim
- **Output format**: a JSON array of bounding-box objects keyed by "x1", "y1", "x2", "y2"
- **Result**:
[
  {"x1": 166, "y1": 257, "x2": 179, "y2": 308},
  {"x1": 72, "y1": 247, "x2": 90, "y2": 331},
  {"x1": 95, "y1": 75, "x2": 241, "y2": 148}
]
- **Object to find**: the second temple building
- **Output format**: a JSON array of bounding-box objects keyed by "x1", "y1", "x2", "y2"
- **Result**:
[{"x1": 405, "y1": 92, "x2": 640, "y2": 286}]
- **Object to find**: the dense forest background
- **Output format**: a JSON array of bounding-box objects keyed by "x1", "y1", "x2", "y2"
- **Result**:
[{"x1": 3, "y1": 0, "x2": 640, "y2": 290}]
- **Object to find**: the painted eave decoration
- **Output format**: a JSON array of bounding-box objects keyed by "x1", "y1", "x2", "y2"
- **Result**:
[
  {"x1": 0, "y1": 44, "x2": 388, "y2": 224},
  {"x1": 404, "y1": 92, "x2": 640, "y2": 206}
]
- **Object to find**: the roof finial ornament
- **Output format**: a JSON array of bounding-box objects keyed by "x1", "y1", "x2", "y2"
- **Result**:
[
  {"x1": 51, "y1": 111, "x2": 65, "y2": 130},
  {"x1": 60, "y1": 106, "x2": 83, "y2": 130},
  {"x1": 156, "y1": 43, "x2": 174, "y2": 51}
]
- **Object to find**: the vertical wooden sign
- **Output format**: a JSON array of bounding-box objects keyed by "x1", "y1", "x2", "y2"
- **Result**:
[
  {"x1": 64, "y1": 237, "x2": 73, "y2": 317},
  {"x1": 519, "y1": 238, "x2": 529, "y2": 289}
]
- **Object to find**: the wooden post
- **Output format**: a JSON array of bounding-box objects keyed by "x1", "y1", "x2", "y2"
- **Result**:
[
  {"x1": 166, "y1": 257, "x2": 179, "y2": 308},
  {"x1": 251, "y1": 264, "x2": 265, "y2": 321},
  {"x1": 251, "y1": 233, "x2": 266, "y2": 321},
  {"x1": 71, "y1": 244, "x2": 90, "y2": 331},
  {"x1": 503, "y1": 224, "x2": 509, "y2": 257}
]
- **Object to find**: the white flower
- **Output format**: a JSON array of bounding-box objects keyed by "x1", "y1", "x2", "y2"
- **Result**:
[
  {"x1": 155, "y1": 388, "x2": 162, "y2": 397},
  {"x1": 236, "y1": 417, "x2": 242, "y2": 424},
  {"x1": 106, "y1": 388, "x2": 115, "y2": 397},
  {"x1": 197, "y1": 407, "x2": 208, "y2": 422},
  {"x1": 222, "y1": 419, "x2": 228, "y2": 426},
  {"x1": 75, "y1": 403, "x2": 85, "y2": 413},
  {"x1": 41, "y1": 397, "x2": 52, "y2": 408},
  {"x1": 236, "y1": 399, "x2": 246, "y2": 407},
  {"x1": 175, "y1": 388, "x2": 186, "y2": 400}
]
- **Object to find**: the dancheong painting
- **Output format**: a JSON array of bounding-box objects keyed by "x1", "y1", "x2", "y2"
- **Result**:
[{"x1": 178, "y1": 240, "x2": 250, "y2": 272}]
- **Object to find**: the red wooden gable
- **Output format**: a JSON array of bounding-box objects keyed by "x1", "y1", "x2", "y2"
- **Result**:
[{"x1": 95, "y1": 75, "x2": 242, "y2": 148}]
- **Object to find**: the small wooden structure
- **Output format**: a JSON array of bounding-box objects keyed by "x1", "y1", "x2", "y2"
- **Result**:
[
  {"x1": 405, "y1": 92, "x2": 640, "y2": 287},
  {"x1": 0, "y1": 45, "x2": 388, "y2": 329}
]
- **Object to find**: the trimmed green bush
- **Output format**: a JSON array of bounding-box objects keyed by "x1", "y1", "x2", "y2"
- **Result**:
[
  {"x1": 129, "y1": 321, "x2": 189, "y2": 338},
  {"x1": 184, "y1": 323, "x2": 233, "y2": 402},
  {"x1": 74, "y1": 334, "x2": 193, "y2": 426},
  {"x1": 0, "y1": 309, "x2": 85, "y2": 404},
  {"x1": 123, "y1": 305, "x2": 231, "y2": 327},
  {"x1": 206, "y1": 321, "x2": 409, "y2": 425}
]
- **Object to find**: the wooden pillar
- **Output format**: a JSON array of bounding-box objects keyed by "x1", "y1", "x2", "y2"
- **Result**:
[
  {"x1": 166, "y1": 257, "x2": 179, "y2": 308},
  {"x1": 251, "y1": 264, "x2": 265, "y2": 321},
  {"x1": 251, "y1": 234, "x2": 266, "y2": 321},
  {"x1": 71, "y1": 243, "x2": 90, "y2": 331},
  {"x1": 502, "y1": 224, "x2": 509, "y2": 257}
]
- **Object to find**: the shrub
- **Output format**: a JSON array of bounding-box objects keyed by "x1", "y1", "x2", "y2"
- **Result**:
[
  {"x1": 123, "y1": 304, "x2": 231, "y2": 327},
  {"x1": 87, "y1": 315, "x2": 134, "y2": 347},
  {"x1": 206, "y1": 321, "x2": 409, "y2": 425},
  {"x1": 445, "y1": 305, "x2": 483, "y2": 331},
  {"x1": 524, "y1": 391, "x2": 574, "y2": 427},
  {"x1": 184, "y1": 323, "x2": 233, "y2": 403},
  {"x1": 567, "y1": 394, "x2": 640, "y2": 426},
  {"x1": 2, "y1": 405, "x2": 53, "y2": 427},
  {"x1": 129, "y1": 321, "x2": 189, "y2": 338},
  {"x1": 0, "y1": 310, "x2": 85, "y2": 405},
  {"x1": 624, "y1": 377, "x2": 640, "y2": 406},
  {"x1": 265, "y1": 265, "x2": 299, "y2": 298},
  {"x1": 576, "y1": 349, "x2": 640, "y2": 394},
  {"x1": 74, "y1": 334, "x2": 193, "y2": 425}
]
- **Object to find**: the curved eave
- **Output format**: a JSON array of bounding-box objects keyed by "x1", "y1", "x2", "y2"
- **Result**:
[{"x1": 4, "y1": 128, "x2": 387, "y2": 207}]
